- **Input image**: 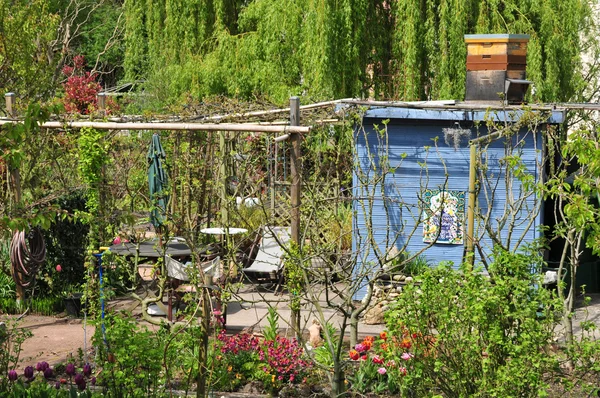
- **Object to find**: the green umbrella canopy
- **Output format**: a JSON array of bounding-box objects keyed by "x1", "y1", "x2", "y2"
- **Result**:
[{"x1": 148, "y1": 133, "x2": 169, "y2": 229}]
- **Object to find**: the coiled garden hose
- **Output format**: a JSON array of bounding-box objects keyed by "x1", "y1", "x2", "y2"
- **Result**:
[{"x1": 10, "y1": 228, "x2": 46, "y2": 288}]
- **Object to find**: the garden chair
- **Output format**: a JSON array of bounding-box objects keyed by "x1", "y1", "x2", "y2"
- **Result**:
[
  {"x1": 242, "y1": 226, "x2": 291, "y2": 291},
  {"x1": 164, "y1": 255, "x2": 221, "y2": 322}
]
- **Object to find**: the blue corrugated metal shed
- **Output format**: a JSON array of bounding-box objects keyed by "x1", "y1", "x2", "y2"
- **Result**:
[{"x1": 352, "y1": 105, "x2": 564, "y2": 300}]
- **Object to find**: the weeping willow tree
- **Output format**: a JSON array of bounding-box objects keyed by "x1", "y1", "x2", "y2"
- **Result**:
[
  {"x1": 123, "y1": 0, "x2": 593, "y2": 105},
  {"x1": 123, "y1": 0, "x2": 392, "y2": 105}
]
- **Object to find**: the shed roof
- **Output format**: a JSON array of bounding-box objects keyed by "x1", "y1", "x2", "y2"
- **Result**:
[{"x1": 351, "y1": 100, "x2": 566, "y2": 124}]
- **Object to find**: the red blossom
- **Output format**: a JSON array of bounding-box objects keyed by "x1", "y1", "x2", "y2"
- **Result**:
[{"x1": 372, "y1": 355, "x2": 384, "y2": 364}]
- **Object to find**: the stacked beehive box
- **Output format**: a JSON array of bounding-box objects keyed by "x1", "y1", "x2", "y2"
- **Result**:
[{"x1": 464, "y1": 34, "x2": 531, "y2": 104}]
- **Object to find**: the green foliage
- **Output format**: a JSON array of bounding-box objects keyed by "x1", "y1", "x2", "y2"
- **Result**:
[
  {"x1": 93, "y1": 312, "x2": 167, "y2": 397},
  {"x1": 283, "y1": 241, "x2": 304, "y2": 311},
  {"x1": 263, "y1": 306, "x2": 279, "y2": 341},
  {"x1": 0, "y1": 269, "x2": 15, "y2": 299},
  {"x1": 386, "y1": 251, "x2": 431, "y2": 276},
  {"x1": 384, "y1": 248, "x2": 561, "y2": 397},
  {"x1": 0, "y1": 0, "x2": 59, "y2": 99},
  {"x1": 0, "y1": 296, "x2": 64, "y2": 316},
  {"x1": 96, "y1": 250, "x2": 138, "y2": 298},
  {"x1": 123, "y1": 0, "x2": 393, "y2": 106},
  {"x1": 1, "y1": 380, "x2": 98, "y2": 397},
  {"x1": 38, "y1": 192, "x2": 89, "y2": 297},
  {"x1": 551, "y1": 127, "x2": 600, "y2": 256},
  {"x1": 122, "y1": 0, "x2": 591, "y2": 107},
  {"x1": 77, "y1": 128, "x2": 109, "y2": 216},
  {"x1": 0, "y1": 103, "x2": 62, "y2": 233},
  {"x1": 312, "y1": 321, "x2": 339, "y2": 368},
  {"x1": 0, "y1": 320, "x2": 32, "y2": 392},
  {"x1": 72, "y1": 1, "x2": 125, "y2": 87}
]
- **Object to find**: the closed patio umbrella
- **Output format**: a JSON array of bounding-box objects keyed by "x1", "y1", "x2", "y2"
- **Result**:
[{"x1": 148, "y1": 133, "x2": 169, "y2": 230}]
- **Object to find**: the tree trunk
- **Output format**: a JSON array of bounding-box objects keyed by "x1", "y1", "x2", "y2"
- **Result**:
[
  {"x1": 349, "y1": 313, "x2": 359, "y2": 348},
  {"x1": 331, "y1": 361, "x2": 345, "y2": 398},
  {"x1": 197, "y1": 275, "x2": 212, "y2": 398}
]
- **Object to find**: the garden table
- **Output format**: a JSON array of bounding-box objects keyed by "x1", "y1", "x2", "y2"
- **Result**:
[{"x1": 107, "y1": 239, "x2": 191, "y2": 258}]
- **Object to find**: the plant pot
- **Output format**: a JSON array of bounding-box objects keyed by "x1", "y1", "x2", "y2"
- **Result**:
[{"x1": 63, "y1": 293, "x2": 84, "y2": 317}]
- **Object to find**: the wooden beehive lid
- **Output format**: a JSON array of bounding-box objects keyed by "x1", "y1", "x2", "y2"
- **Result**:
[{"x1": 464, "y1": 34, "x2": 530, "y2": 43}]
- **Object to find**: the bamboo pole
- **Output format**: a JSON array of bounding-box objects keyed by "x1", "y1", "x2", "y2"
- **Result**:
[
  {"x1": 200, "y1": 98, "x2": 352, "y2": 122},
  {"x1": 465, "y1": 144, "x2": 477, "y2": 268},
  {"x1": 0, "y1": 120, "x2": 311, "y2": 133}
]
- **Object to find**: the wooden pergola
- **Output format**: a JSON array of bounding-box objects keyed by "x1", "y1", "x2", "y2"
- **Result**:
[{"x1": 3, "y1": 94, "x2": 315, "y2": 305}]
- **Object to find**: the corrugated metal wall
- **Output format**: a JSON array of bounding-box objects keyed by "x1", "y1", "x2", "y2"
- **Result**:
[{"x1": 352, "y1": 113, "x2": 544, "y2": 300}]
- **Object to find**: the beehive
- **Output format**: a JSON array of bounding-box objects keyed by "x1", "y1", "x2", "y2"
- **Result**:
[
  {"x1": 464, "y1": 34, "x2": 531, "y2": 103},
  {"x1": 465, "y1": 34, "x2": 529, "y2": 72}
]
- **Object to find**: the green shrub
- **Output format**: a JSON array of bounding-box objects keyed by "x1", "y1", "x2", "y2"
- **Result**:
[
  {"x1": 384, "y1": 248, "x2": 561, "y2": 397},
  {"x1": 0, "y1": 320, "x2": 32, "y2": 393},
  {"x1": 0, "y1": 296, "x2": 64, "y2": 316},
  {"x1": 93, "y1": 312, "x2": 167, "y2": 397},
  {"x1": 0, "y1": 271, "x2": 15, "y2": 300}
]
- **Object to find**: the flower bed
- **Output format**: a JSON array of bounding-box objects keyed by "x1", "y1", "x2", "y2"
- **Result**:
[{"x1": 211, "y1": 330, "x2": 313, "y2": 394}]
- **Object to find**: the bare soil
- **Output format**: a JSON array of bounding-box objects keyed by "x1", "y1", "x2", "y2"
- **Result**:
[{"x1": 6, "y1": 315, "x2": 95, "y2": 370}]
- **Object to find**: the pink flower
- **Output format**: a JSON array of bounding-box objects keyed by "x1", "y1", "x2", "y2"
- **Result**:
[
  {"x1": 399, "y1": 366, "x2": 407, "y2": 376},
  {"x1": 401, "y1": 352, "x2": 414, "y2": 361},
  {"x1": 372, "y1": 355, "x2": 384, "y2": 364},
  {"x1": 56, "y1": 264, "x2": 62, "y2": 272},
  {"x1": 355, "y1": 343, "x2": 366, "y2": 353},
  {"x1": 377, "y1": 367, "x2": 387, "y2": 375},
  {"x1": 113, "y1": 236, "x2": 122, "y2": 245}
]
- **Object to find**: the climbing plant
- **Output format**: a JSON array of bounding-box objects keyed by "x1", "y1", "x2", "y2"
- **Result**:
[{"x1": 77, "y1": 127, "x2": 110, "y2": 316}]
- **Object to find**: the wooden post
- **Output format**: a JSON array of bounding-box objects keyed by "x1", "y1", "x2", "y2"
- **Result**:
[
  {"x1": 97, "y1": 93, "x2": 106, "y2": 112},
  {"x1": 6, "y1": 93, "x2": 24, "y2": 307},
  {"x1": 289, "y1": 96, "x2": 302, "y2": 338},
  {"x1": 290, "y1": 97, "x2": 301, "y2": 245},
  {"x1": 219, "y1": 132, "x2": 228, "y2": 226},
  {"x1": 5, "y1": 92, "x2": 15, "y2": 118},
  {"x1": 196, "y1": 273, "x2": 212, "y2": 398}
]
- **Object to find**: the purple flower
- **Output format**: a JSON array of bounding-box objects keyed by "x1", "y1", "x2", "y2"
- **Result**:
[
  {"x1": 377, "y1": 367, "x2": 387, "y2": 375},
  {"x1": 77, "y1": 379, "x2": 86, "y2": 390},
  {"x1": 74, "y1": 373, "x2": 85, "y2": 386},
  {"x1": 83, "y1": 364, "x2": 92, "y2": 377},
  {"x1": 55, "y1": 381, "x2": 61, "y2": 390},
  {"x1": 43, "y1": 368, "x2": 54, "y2": 379},
  {"x1": 90, "y1": 376, "x2": 96, "y2": 386},
  {"x1": 36, "y1": 361, "x2": 49, "y2": 372},
  {"x1": 65, "y1": 363, "x2": 76, "y2": 376},
  {"x1": 23, "y1": 366, "x2": 34, "y2": 379},
  {"x1": 8, "y1": 370, "x2": 18, "y2": 381}
]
